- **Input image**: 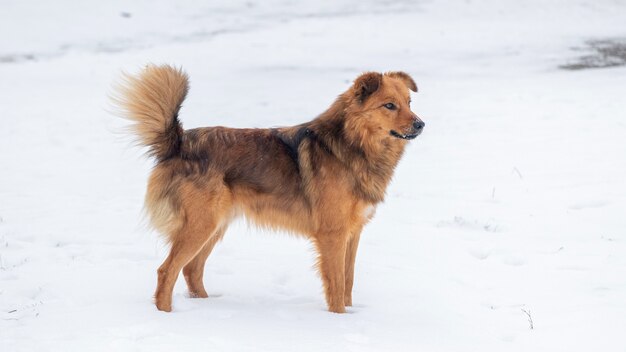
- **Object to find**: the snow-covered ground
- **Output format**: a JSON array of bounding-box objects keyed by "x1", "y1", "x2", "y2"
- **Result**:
[{"x1": 2, "y1": 0, "x2": 626, "y2": 351}]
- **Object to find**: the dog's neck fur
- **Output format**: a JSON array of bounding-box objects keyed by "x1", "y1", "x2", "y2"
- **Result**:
[{"x1": 307, "y1": 94, "x2": 407, "y2": 203}]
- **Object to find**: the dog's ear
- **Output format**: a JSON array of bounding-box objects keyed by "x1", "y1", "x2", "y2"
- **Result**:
[
  {"x1": 385, "y1": 71, "x2": 418, "y2": 92},
  {"x1": 354, "y1": 72, "x2": 383, "y2": 103}
]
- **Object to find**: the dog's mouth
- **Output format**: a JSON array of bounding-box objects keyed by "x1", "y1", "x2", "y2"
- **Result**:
[{"x1": 390, "y1": 130, "x2": 420, "y2": 140}]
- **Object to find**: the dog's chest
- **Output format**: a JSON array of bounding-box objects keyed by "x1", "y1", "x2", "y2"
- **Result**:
[{"x1": 362, "y1": 204, "x2": 377, "y2": 221}]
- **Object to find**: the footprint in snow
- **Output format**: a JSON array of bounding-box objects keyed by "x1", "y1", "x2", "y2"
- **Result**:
[
  {"x1": 502, "y1": 256, "x2": 526, "y2": 266},
  {"x1": 568, "y1": 200, "x2": 609, "y2": 210},
  {"x1": 468, "y1": 248, "x2": 491, "y2": 260}
]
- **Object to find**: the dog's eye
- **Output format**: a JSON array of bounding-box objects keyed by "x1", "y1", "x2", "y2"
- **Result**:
[{"x1": 384, "y1": 103, "x2": 396, "y2": 110}]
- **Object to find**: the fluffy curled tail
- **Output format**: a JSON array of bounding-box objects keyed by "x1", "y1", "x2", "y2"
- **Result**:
[{"x1": 112, "y1": 64, "x2": 188, "y2": 160}]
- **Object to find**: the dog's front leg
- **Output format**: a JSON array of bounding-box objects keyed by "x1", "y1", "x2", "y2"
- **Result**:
[
  {"x1": 315, "y1": 234, "x2": 347, "y2": 313},
  {"x1": 344, "y1": 228, "x2": 362, "y2": 307}
]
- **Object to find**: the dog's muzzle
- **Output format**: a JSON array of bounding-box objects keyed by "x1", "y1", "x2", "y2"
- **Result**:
[{"x1": 390, "y1": 120, "x2": 425, "y2": 140}]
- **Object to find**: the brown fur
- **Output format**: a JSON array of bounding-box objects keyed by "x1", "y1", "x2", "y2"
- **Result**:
[{"x1": 113, "y1": 65, "x2": 424, "y2": 313}]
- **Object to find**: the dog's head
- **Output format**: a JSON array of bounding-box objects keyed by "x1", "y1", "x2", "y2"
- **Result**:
[{"x1": 344, "y1": 71, "x2": 424, "y2": 147}]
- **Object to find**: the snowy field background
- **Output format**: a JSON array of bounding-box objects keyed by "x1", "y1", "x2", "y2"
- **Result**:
[{"x1": 1, "y1": 0, "x2": 626, "y2": 351}]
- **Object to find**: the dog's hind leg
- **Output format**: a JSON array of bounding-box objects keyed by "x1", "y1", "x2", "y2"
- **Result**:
[
  {"x1": 183, "y1": 227, "x2": 226, "y2": 298},
  {"x1": 315, "y1": 234, "x2": 348, "y2": 313},
  {"x1": 154, "y1": 181, "x2": 231, "y2": 312},
  {"x1": 155, "y1": 224, "x2": 216, "y2": 312}
]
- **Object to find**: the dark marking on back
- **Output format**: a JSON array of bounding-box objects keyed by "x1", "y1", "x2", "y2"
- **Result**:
[{"x1": 271, "y1": 126, "x2": 313, "y2": 166}]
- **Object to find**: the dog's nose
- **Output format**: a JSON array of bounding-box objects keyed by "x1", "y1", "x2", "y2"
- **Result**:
[{"x1": 413, "y1": 120, "x2": 425, "y2": 131}]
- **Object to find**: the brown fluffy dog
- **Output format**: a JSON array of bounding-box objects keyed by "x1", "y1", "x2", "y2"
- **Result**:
[{"x1": 113, "y1": 65, "x2": 424, "y2": 313}]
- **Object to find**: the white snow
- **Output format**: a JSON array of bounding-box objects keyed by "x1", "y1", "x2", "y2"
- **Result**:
[{"x1": 2, "y1": 0, "x2": 626, "y2": 351}]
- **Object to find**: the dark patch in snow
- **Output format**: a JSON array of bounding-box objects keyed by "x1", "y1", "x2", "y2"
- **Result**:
[
  {"x1": 561, "y1": 39, "x2": 626, "y2": 70},
  {"x1": 0, "y1": 54, "x2": 36, "y2": 64},
  {"x1": 0, "y1": 27, "x2": 256, "y2": 65}
]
